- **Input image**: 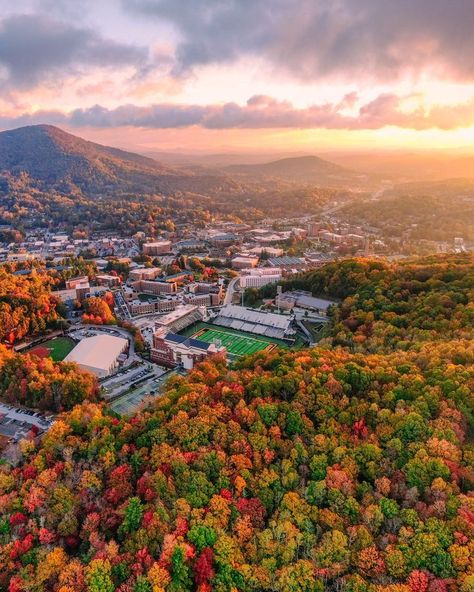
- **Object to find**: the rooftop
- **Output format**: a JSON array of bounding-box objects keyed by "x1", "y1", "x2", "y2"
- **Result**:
[
  {"x1": 64, "y1": 334, "x2": 128, "y2": 371},
  {"x1": 267, "y1": 256, "x2": 306, "y2": 266},
  {"x1": 156, "y1": 305, "x2": 200, "y2": 326},
  {"x1": 165, "y1": 333, "x2": 211, "y2": 351}
]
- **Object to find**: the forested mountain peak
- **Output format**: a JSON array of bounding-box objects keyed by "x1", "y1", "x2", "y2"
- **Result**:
[{"x1": 0, "y1": 125, "x2": 232, "y2": 197}]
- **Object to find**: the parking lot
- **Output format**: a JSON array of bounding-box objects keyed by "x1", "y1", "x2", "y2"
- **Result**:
[
  {"x1": 0, "y1": 403, "x2": 54, "y2": 444},
  {"x1": 109, "y1": 368, "x2": 174, "y2": 416}
]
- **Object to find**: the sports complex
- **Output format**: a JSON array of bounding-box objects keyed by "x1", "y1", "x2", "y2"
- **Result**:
[
  {"x1": 28, "y1": 336, "x2": 76, "y2": 361},
  {"x1": 180, "y1": 321, "x2": 289, "y2": 359}
]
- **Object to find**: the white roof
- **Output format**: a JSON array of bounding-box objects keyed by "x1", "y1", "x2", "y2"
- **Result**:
[
  {"x1": 64, "y1": 335, "x2": 127, "y2": 370},
  {"x1": 143, "y1": 240, "x2": 171, "y2": 247}
]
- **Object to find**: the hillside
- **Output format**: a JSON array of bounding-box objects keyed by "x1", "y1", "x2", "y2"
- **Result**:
[
  {"x1": 223, "y1": 155, "x2": 367, "y2": 186},
  {"x1": 282, "y1": 255, "x2": 474, "y2": 350},
  {"x1": 0, "y1": 125, "x2": 232, "y2": 197},
  {"x1": 0, "y1": 126, "x2": 344, "y2": 234},
  {"x1": 0, "y1": 255, "x2": 473, "y2": 591},
  {"x1": 339, "y1": 193, "x2": 474, "y2": 241},
  {"x1": 394, "y1": 177, "x2": 474, "y2": 198}
]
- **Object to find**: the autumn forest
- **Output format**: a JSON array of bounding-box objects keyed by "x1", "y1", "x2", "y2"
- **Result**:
[{"x1": 0, "y1": 254, "x2": 472, "y2": 592}]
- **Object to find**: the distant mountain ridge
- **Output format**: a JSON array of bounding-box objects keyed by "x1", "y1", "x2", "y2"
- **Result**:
[
  {"x1": 223, "y1": 154, "x2": 366, "y2": 185},
  {"x1": 0, "y1": 125, "x2": 233, "y2": 197}
]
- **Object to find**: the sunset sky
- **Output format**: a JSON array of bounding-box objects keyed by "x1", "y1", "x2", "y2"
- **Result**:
[{"x1": 1, "y1": 0, "x2": 474, "y2": 153}]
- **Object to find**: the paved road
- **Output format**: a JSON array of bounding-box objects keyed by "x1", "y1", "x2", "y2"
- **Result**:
[{"x1": 224, "y1": 276, "x2": 240, "y2": 305}]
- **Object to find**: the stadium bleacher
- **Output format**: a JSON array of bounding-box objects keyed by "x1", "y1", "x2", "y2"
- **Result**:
[{"x1": 213, "y1": 305, "x2": 295, "y2": 340}]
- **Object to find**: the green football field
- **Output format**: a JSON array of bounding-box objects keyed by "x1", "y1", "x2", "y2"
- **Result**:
[{"x1": 194, "y1": 328, "x2": 276, "y2": 357}]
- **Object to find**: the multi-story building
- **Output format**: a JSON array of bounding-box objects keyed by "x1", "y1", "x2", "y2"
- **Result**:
[
  {"x1": 186, "y1": 282, "x2": 224, "y2": 306},
  {"x1": 275, "y1": 290, "x2": 336, "y2": 315},
  {"x1": 231, "y1": 256, "x2": 259, "y2": 270},
  {"x1": 239, "y1": 267, "x2": 282, "y2": 289},
  {"x1": 129, "y1": 298, "x2": 179, "y2": 316},
  {"x1": 162, "y1": 271, "x2": 194, "y2": 285},
  {"x1": 240, "y1": 273, "x2": 281, "y2": 289},
  {"x1": 131, "y1": 280, "x2": 177, "y2": 295},
  {"x1": 183, "y1": 293, "x2": 213, "y2": 306},
  {"x1": 241, "y1": 267, "x2": 282, "y2": 276},
  {"x1": 291, "y1": 227, "x2": 308, "y2": 239},
  {"x1": 209, "y1": 233, "x2": 238, "y2": 247},
  {"x1": 52, "y1": 284, "x2": 105, "y2": 303},
  {"x1": 307, "y1": 221, "x2": 320, "y2": 237},
  {"x1": 96, "y1": 274, "x2": 121, "y2": 287},
  {"x1": 142, "y1": 240, "x2": 172, "y2": 256},
  {"x1": 75, "y1": 283, "x2": 91, "y2": 302},
  {"x1": 66, "y1": 276, "x2": 89, "y2": 290},
  {"x1": 247, "y1": 246, "x2": 284, "y2": 257},
  {"x1": 319, "y1": 231, "x2": 344, "y2": 244},
  {"x1": 128, "y1": 267, "x2": 162, "y2": 281},
  {"x1": 151, "y1": 328, "x2": 226, "y2": 369}
]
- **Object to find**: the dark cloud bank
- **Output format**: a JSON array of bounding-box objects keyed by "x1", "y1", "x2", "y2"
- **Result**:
[{"x1": 127, "y1": 0, "x2": 474, "y2": 82}]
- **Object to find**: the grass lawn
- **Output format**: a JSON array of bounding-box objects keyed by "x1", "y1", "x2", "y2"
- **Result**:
[
  {"x1": 29, "y1": 337, "x2": 76, "y2": 361},
  {"x1": 195, "y1": 327, "x2": 276, "y2": 357}
]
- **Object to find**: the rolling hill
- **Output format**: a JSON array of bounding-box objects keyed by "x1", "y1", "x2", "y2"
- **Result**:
[
  {"x1": 223, "y1": 154, "x2": 368, "y2": 186},
  {"x1": 0, "y1": 125, "x2": 233, "y2": 197}
]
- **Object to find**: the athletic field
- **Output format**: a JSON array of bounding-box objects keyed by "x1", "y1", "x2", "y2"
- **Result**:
[
  {"x1": 29, "y1": 337, "x2": 76, "y2": 361},
  {"x1": 193, "y1": 327, "x2": 277, "y2": 357}
]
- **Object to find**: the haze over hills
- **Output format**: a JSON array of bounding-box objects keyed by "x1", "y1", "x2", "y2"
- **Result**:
[
  {"x1": 0, "y1": 125, "x2": 234, "y2": 197},
  {"x1": 222, "y1": 154, "x2": 367, "y2": 186},
  {"x1": 325, "y1": 151, "x2": 474, "y2": 181},
  {"x1": 146, "y1": 149, "x2": 474, "y2": 184}
]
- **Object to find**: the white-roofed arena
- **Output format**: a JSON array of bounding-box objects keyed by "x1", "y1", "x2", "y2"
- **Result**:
[{"x1": 64, "y1": 334, "x2": 128, "y2": 377}]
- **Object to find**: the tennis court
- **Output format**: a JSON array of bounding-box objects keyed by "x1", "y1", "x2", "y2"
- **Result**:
[{"x1": 194, "y1": 327, "x2": 277, "y2": 357}]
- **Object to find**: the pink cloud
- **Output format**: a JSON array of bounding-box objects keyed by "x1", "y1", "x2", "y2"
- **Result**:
[{"x1": 2, "y1": 93, "x2": 474, "y2": 132}]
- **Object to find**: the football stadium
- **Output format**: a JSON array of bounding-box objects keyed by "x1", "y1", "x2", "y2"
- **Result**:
[{"x1": 180, "y1": 321, "x2": 288, "y2": 359}]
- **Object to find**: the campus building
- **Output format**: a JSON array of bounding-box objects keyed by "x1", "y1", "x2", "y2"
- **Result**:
[
  {"x1": 96, "y1": 274, "x2": 121, "y2": 287},
  {"x1": 240, "y1": 267, "x2": 282, "y2": 289},
  {"x1": 128, "y1": 267, "x2": 162, "y2": 281},
  {"x1": 231, "y1": 256, "x2": 259, "y2": 270},
  {"x1": 151, "y1": 328, "x2": 226, "y2": 369},
  {"x1": 64, "y1": 334, "x2": 128, "y2": 377},
  {"x1": 142, "y1": 240, "x2": 172, "y2": 255},
  {"x1": 129, "y1": 297, "x2": 179, "y2": 316},
  {"x1": 130, "y1": 280, "x2": 177, "y2": 295},
  {"x1": 275, "y1": 290, "x2": 337, "y2": 315}
]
